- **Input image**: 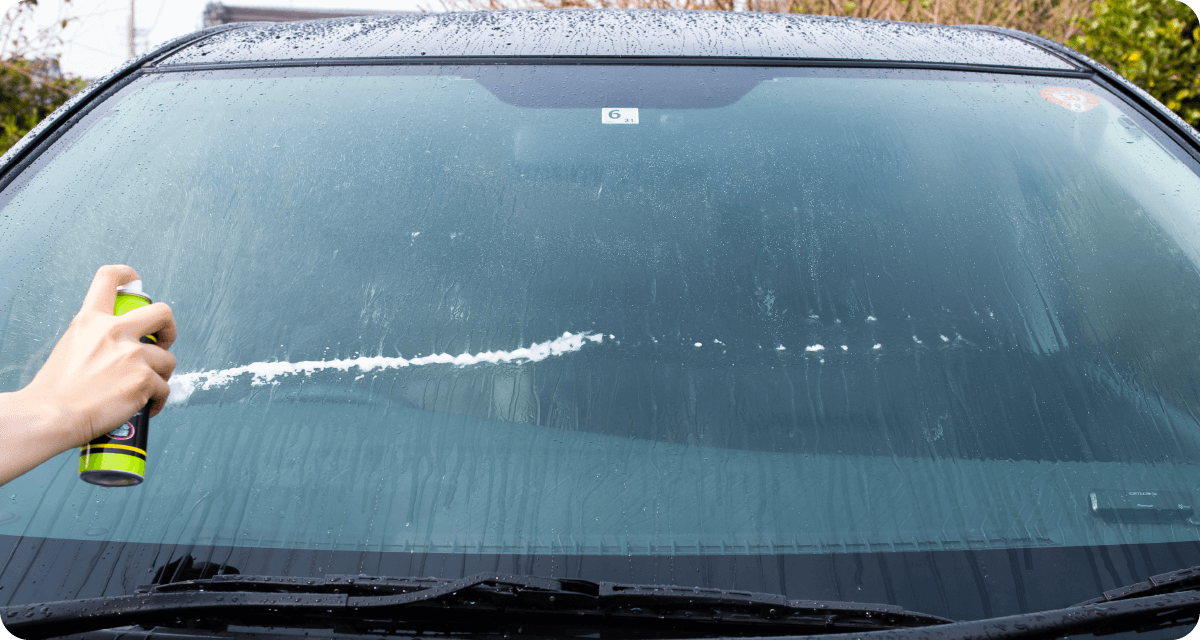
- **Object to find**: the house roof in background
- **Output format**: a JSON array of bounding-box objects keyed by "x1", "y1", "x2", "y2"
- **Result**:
[{"x1": 202, "y1": 2, "x2": 412, "y2": 27}]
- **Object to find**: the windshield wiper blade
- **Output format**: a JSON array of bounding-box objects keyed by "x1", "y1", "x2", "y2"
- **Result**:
[
  {"x1": 1075, "y1": 562, "x2": 1200, "y2": 605},
  {"x1": 0, "y1": 571, "x2": 952, "y2": 639},
  {"x1": 813, "y1": 565, "x2": 1200, "y2": 640},
  {"x1": 11, "y1": 569, "x2": 1200, "y2": 640},
  {"x1": 828, "y1": 590, "x2": 1200, "y2": 640},
  {"x1": 11, "y1": 563, "x2": 1200, "y2": 640}
]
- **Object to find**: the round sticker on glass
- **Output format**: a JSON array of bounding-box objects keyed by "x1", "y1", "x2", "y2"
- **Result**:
[{"x1": 1040, "y1": 87, "x2": 1101, "y2": 112}]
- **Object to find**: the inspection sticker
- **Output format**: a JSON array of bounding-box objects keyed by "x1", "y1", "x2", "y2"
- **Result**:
[
  {"x1": 602, "y1": 108, "x2": 639, "y2": 124},
  {"x1": 1039, "y1": 87, "x2": 1100, "y2": 112}
]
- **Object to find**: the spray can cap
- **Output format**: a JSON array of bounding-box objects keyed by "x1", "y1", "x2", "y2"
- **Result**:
[{"x1": 117, "y1": 280, "x2": 144, "y2": 295}]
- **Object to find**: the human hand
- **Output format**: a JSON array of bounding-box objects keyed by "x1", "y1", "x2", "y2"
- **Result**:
[{"x1": 19, "y1": 265, "x2": 177, "y2": 451}]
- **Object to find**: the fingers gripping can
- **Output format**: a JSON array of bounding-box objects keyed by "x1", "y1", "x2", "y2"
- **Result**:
[{"x1": 78, "y1": 280, "x2": 158, "y2": 487}]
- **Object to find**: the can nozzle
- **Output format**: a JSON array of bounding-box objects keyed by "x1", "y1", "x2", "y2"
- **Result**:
[{"x1": 117, "y1": 279, "x2": 144, "y2": 295}]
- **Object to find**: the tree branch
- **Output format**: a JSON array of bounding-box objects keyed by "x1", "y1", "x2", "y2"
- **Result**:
[{"x1": 0, "y1": 59, "x2": 78, "y2": 98}]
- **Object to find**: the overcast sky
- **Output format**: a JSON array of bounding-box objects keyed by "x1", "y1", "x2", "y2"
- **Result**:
[{"x1": 22, "y1": 0, "x2": 427, "y2": 79}]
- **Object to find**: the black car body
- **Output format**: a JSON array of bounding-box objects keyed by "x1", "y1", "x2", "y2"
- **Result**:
[{"x1": 3, "y1": 9, "x2": 1200, "y2": 640}]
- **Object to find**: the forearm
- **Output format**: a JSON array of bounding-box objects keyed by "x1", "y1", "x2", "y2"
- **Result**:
[{"x1": 0, "y1": 388, "x2": 75, "y2": 486}]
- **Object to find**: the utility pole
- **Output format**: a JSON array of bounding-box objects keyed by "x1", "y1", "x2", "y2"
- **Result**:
[{"x1": 127, "y1": 0, "x2": 136, "y2": 58}]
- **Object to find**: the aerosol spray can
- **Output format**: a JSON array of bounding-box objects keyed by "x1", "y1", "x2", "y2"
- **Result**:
[{"x1": 79, "y1": 280, "x2": 157, "y2": 487}]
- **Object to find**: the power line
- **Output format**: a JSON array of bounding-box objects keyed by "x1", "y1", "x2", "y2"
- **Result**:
[
  {"x1": 147, "y1": 0, "x2": 167, "y2": 34},
  {"x1": 59, "y1": 0, "x2": 121, "y2": 51},
  {"x1": 69, "y1": 7, "x2": 128, "y2": 20},
  {"x1": 65, "y1": 38, "x2": 123, "y2": 60}
]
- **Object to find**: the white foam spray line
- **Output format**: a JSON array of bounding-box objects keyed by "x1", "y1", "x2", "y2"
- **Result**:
[{"x1": 167, "y1": 332, "x2": 605, "y2": 407}]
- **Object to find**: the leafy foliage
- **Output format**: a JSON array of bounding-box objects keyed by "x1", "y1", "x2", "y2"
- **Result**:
[
  {"x1": 0, "y1": 0, "x2": 84, "y2": 156},
  {"x1": 777, "y1": 0, "x2": 1090, "y2": 41},
  {"x1": 0, "y1": 58, "x2": 85, "y2": 154},
  {"x1": 1069, "y1": 0, "x2": 1199, "y2": 126},
  {"x1": 436, "y1": 0, "x2": 1093, "y2": 39}
]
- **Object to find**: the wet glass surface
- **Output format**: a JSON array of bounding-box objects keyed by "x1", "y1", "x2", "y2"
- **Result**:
[
  {"x1": 1, "y1": 66, "x2": 1199, "y2": 561},
  {"x1": 155, "y1": 11, "x2": 1076, "y2": 69}
]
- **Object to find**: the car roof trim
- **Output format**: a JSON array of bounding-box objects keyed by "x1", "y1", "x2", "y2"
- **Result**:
[
  {"x1": 147, "y1": 55, "x2": 1095, "y2": 78},
  {"x1": 154, "y1": 10, "x2": 1079, "y2": 71}
]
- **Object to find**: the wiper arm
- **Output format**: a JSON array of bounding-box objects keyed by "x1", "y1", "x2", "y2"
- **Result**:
[
  {"x1": 825, "y1": 565, "x2": 1200, "y2": 640},
  {"x1": 1, "y1": 571, "x2": 951, "y2": 639},
  {"x1": 835, "y1": 591, "x2": 1200, "y2": 640},
  {"x1": 1075, "y1": 562, "x2": 1200, "y2": 605}
]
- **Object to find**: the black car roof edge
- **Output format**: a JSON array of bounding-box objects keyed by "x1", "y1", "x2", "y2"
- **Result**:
[
  {"x1": 144, "y1": 55, "x2": 1096, "y2": 78},
  {"x1": 0, "y1": 22, "x2": 248, "y2": 189},
  {"x1": 142, "y1": 23, "x2": 259, "y2": 67},
  {"x1": 966, "y1": 24, "x2": 1200, "y2": 161}
]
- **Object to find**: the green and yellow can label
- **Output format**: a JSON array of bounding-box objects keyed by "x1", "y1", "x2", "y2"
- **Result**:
[{"x1": 78, "y1": 286, "x2": 155, "y2": 487}]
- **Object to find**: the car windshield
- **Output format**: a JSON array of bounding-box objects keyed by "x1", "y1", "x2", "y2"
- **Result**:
[{"x1": 3, "y1": 64, "x2": 1200, "y2": 615}]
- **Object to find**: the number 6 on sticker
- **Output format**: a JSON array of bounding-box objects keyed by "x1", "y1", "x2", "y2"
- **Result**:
[{"x1": 602, "y1": 108, "x2": 639, "y2": 124}]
